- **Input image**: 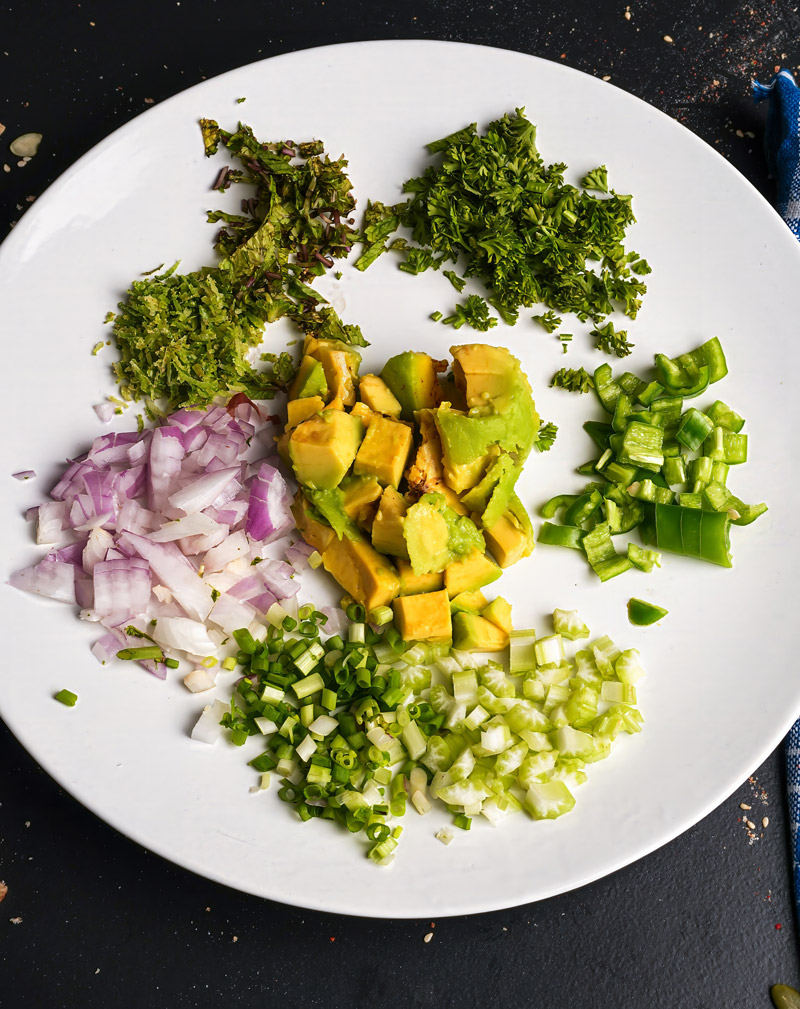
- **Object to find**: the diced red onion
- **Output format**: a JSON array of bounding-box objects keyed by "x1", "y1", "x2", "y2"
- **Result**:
[
  {"x1": 150, "y1": 616, "x2": 217, "y2": 655},
  {"x1": 36, "y1": 501, "x2": 69, "y2": 544},
  {"x1": 208, "y1": 592, "x2": 256, "y2": 634},
  {"x1": 117, "y1": 531, "x2": 213, "y2": 621},
  {"x1": 93, "y1": 402, "x2": 116, "y2": 424},
  {"x1": 148, "y1": 512, "x2": 222, "y2": 543},
  {"x1": 82, "y1": 526, "x2": 115, "y2": 574},
  {"x1": 255, "y1": 557, "x2": 299, "y2": 599},
  {"x1": 93, "y1": 557, "x2": 151, "y2": 620},
  {"x1": 12, "y1": 470, "x2": 36, "y2": 481},
  {"x1": 147, "y1": 427, "x2": 185, "y2": 511},
  {"x1": 168, "y1": 467, "x2": 239, "y2": 515},
  {"x1": 246, "y1": 463, "x2": 293, "y2": 544},
  {"x1": 8, "y1": 558, "x2": 76, "y2": 603},
  {"x1": 202, "y1": 529, "x2": 249, "y2": 572}
]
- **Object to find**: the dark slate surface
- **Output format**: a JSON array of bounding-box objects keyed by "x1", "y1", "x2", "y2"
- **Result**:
[{"x1": 0, "y1": 2, "x2": 797, "y2": 1005}]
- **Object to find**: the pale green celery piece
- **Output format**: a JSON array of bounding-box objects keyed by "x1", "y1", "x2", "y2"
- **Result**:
[
  {"x1": 552, "y1": 608, "x2": 590, "y2": 640},
  {"x1": 574, "y1": 649, "x2": 602, "y2": 685},
  {"x1": 592, "y1": 636, "x2": 622, "y2": 678},
  {"x1": 517, "y1": 729, "x2": 553, "y2": 751},
  {"x1": 480, "y1": 666, "x2": 516, "y2": 697},
  {"x1": 615, "y1": 648, "x2": 646, "y2": 684},
  {"x1": 493, "y1": 739, "x2": 530, "y2": 776},
  {"x1": 401, "y1": 643, "x2": 428, "y2": 666},
  {"x1": 448, "y1": 745, "x2": 477, "y2": 782},
  {"x1": 612, "y1": 704, "x2": 644, "y2": 733},
  {"x1": 452, "y1": 668, "x2": 478, "y2": 705},
  {"x1": 436, "y1": 776, "x2": 491, "y2": 807},
  {"x1": 564, "y1": 685, "x2": 599, "y2": 725},
  {"x1": 450, "y1": 648, "x2": 478, "y2": 669},
  {"x1": 506, "y1": 702, "x2": 548, "y2": 734},
  {"x1": 548, "y1": 758, "x2": 588, "y2": 788},
  {"x1": 548, "y1": 703, "x2": 570, "y2": 727},
  {"x1": 464, "y1": 704, "x2": 490, "y2": 730},
  {"x1": 535, "y1": 634, "x2": 565, "y2": 667},
  {"x1": 444, "y1": 701, "x2": 468, "y2": 732},
  {"x1": 536, "y1": 663, "x2": 572, "y2": 686},
  {"x1": 523, "y1": 780, "x2": 576, "y2": 820},
  {"x1": 518, "y1": 751, "x2": 559, "y2": 789},
  {"x1": 551, "y1": 725, "x2": 597, "y2": 758},
  {"x1": 583, "y1": 740, "x2": 612, "y2": 763},
  {"x1": 477, "y1": 684, "x2": 514, "y2": 714},
  {"x1": 479, "y1": 722, "x2": 513, "y2": 755},
  {"x1": 481, "y1": 793, "x2": 523, "y2": 825},
  {"x1": 522, "y1": 676, "x2": 547, "y2": 701},
  {"x1": 508, "y1": 629, "x2": 537, "y2": 673},
  {"x1": 399, "y1": 665, "x2": 431, "y2": 691},
  {"x1": 543, "y1": 682, "x2": 571, "y2": 714},
  {"x1": 401, "y1": 720, "x2": 428, "y2": 761},
  {"x1": 435, "y1": 655, "x2": 461, "y2": 677},
  {"x1": 592, "y1": 709, "x2": 625, "y2": 740},
  {"x1": 429, "y1": 683, "x2": 454, "y2": 714},
  {"x1": 601, "y1": 681, "x2": 637, "y2": 704},
  {"x1": 420, "y1": 735, "x2": 454, "y2": 772}
]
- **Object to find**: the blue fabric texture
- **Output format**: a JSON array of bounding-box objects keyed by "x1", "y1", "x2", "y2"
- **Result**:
[{"x1": 753, "y1": 68, "x2": 800, "y2": 914}]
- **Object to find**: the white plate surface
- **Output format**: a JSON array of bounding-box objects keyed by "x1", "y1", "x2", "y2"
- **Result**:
[{"x1": 1, "y1": 41, "x2": 797, "y2": 918}]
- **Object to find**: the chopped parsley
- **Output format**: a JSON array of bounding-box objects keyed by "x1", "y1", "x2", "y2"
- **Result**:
[
  {"x1": 534, "y1": 421, "x2": 558, "y2": 452},
  {"x1": 111, "y1": 121, "x2": 365, "y2": 411},
  {"x1": 440, "y1": 294, "x2": 497, "y2": 331},
  {"x1": 532, "y1": 311, "x2": 562, "y2": 333},
  {"x1": 355, "y1": 108, "x2": 648, "y2": 339},
  {"x1": 551, "y1": 367, "x2": 595, "y2": 393},
  {"x1": 592, "y1": 320, "x2": 633, "y2": 358}
]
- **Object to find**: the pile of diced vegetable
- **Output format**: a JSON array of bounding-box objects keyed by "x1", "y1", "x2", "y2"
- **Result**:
[
  {"x1": 207, "y1": 603, "x2": 645, "y2": 864},
  {"x1": 540, "y1": 337, "x2": 767, "y2": 579}
]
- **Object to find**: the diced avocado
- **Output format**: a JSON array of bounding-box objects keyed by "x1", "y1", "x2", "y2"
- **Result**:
[
  {"x1": 275, "y1": 430, "x2": 291, "y2": 466},
  {"x1": 359, "y1": 374, "x2": 403, "y2": 418},
  {"x1": 452, "y1": 611, "x2": 508, "y2": 652},
  {"x1": 403, "y1": 493, "x2": 485, "y2": 576},
  {"x1": 286, "y1": 395, "x2": 325, "y2": 431},
  {"x1": 304, "y1": 335, "x2": 361, "y2": 407},
  {"x1": 396, "y1": 558, "x2": 444, "y2": 595},
  {"x1": 405, "y1": 409, "x2": 467, "y2": 514},
  {"x1": 482, "y1": 494, "x2": 534, "y2": 568},
  {"x1": 289, "y1": 355, "x2": 328, "y2": 401},
  {"x1": 434, "y1": 345, "x2": 539, "y2": 494},
  {"x1": 291, "y1": 490, "x2": 336, "y2": 553},
  {"x1": 339, "y1": 475, "x2": 383, "y2": 524},
  {"x1": 444, "y1": 548, "x2": 501, "y2": 597},
  {"x1": 371, "y1": 485, "x2": 409, "y2": 559},
  {"x1": 353, "y1": 416, "x2": 414, "y2": 488},
  {"x1": 321, "y1": 536, "x2": 400, "y2": 610},
  {"x1": 381, "y1": 351, "x2": 442, "y2": 420},
  {"x1": 481, "y1": 597, "x2": 513, "y2": 635},
  {"x1": 350, "y1": 401, "x2": 376, "y2": 428},
  {"x1": 450, "y1": 589, "x2": 489, "y2": 614},
  {"x1": 393, "y1": 589, "x2": 452, "y2": 643},
  {"x1": 460, "y1": 453, "x2": 516, "y2": 513},
  {"x1": 289, "y1": 410, "x2": 364, "y2": 490},
  {"x1": 304, "y1": 488, "x2": 361, "y2": 541}
]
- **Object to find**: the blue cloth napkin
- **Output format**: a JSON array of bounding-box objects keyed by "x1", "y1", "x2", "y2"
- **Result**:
[{"x1": 753, "y1": 67, "x2": 800, "y2": 916}]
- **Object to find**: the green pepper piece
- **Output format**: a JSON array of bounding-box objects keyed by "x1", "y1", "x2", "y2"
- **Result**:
[
  {"x1": 640, "y1": 502, "x2": 732, "y2": 567},
  {"x1": 627, "y1": 598, "x2": 669, "y2": 625},
  {"x1": 538, "y1": 523, "x2": 586, "y2": 550},
  {"x1": 540, "y1": 494, "x2": 579, "y2": 519}
]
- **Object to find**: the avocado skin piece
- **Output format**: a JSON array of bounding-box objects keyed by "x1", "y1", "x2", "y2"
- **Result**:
[
  {"x1": 381, "y1": 351, "x2": 441, "y2": 421},
  {"x1": 289, "y1": 355, "x2": 328, "y2": 400}
]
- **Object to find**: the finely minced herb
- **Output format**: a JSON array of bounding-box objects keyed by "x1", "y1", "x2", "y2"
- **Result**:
[
  {"x1": 111, "y1": 121, "x2": 366, "y2": 411},
  {"x1": 551, "y1": 366, "x2": 595, "y2": 393},
  {"x1": 355, "y1": 108, "x2": 648, "y2": 335},
  {"x1": 534, "y1": 421, "x2": 558, "y2": 452}
]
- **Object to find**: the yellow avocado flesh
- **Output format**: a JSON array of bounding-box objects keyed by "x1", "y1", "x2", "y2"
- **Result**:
[
  {"x1": 372, "y1": 486, "x2": 409, "y2": 559},
  {"x1": 304, "y1": 336, "x2": 361, "y2": 407},
  {"x1": 393, "y1": 589, "x2": 452, "y2": 643},
  {"x1": 381, "y1": 351, "x2": 442, "y2": 420},
  {"x1": 481, "y1": 596, "x2": 513, "y2": 635},
  {"x1": 403, "y1": 500, "x2": 450, "y2": 574},
  {"x1": 451, "y1": 343, "x2": 521, "y2": 407},
  {"x1": 321, "y1": 537, "x2": 399, "y2": 610},
  {"x1": 353, "y1": 416, "x2": 413, "y2": 488},
  {"x1": 359, "y1": 374, "x2": 403, "y2": 418},
  {"x1": 289, "y1": 355, "x2": 328, "y2": 400},
  {"x1": 289, "y1": 410, "x2": 364, "y2": 490},
  {"x1": 482, "y1": 508, "x2": 534, "y2": 568},
  {"x1": 286, "y1": 395, "x2": 324, "y2": 431},
  {"x1": 450, "y1": 589, "x2": 488, "y2": 614},
  {"x1": 452, "y1": 611, "x2": 508, "y2": 652},
  {"x1": 340, "y1": 476, "x2": 383, "y2": 523},
  {"x1": 444, "y1": 548, "x2": 502, "y2": 597},
  {"x1": 290, "y1": 490, "x2": 336, "y2": 553},
  {"x1": 396, "y1": 559, "x2": 444, "y2": 595},
  {"x1": 350, "y1": 401, "x2": 376, "y2": 427}
]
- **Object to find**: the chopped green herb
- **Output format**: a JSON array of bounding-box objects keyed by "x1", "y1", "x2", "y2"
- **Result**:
[
  {"x1": 442, "y1": 269, "x2": 466, "y2": 292},
  {"x1": 581, "y1": 165, "x2": 609, "y2": 193},
  {"x1": 532, "y1": 311, "x2": 562, "y2": 333},
  {"x1": 54, "y1": 688, "x2": 78, "y2": 707},
  {"x1": 534, "y1": 421, "x2": 558, "y2": 452},
  {"x1": 592, "y1": 320, "x2": 633, "y2": 358},
  {"x1": 441, "y1": 294, "x2": 497, "y2": 331},
  {"x1": 111, "y1": 121, "x2": 366, "y2": 410},
  {"x1": 551, "y1": 367, "x2": 594, "y2": 393},
  {"x1": 236, "y1": 97, "x2": 246, "y2": 104},
  {"x1": 429, "y1": 310, "x2": 443, "y2": 322},
  {"x1": 91, "y1": 341, "x2": 104, "y2": 356}
]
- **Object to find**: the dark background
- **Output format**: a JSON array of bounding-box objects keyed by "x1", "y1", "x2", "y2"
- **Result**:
[{"x1": 1, "y1": 2, "x2": 796, "y2": 1006}]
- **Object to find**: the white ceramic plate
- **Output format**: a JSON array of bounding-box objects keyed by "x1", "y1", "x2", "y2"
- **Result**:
[{"x1": 1, "y1": 41, "x2": 797, "y2": 918}]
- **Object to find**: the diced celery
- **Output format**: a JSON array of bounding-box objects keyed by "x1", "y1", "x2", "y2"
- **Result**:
[
  {"x1": 452, "y1": 668, "x2": 478, "y2": 705},
  {"x1": 547, "y1": 758, "x2": 588, "y2": 789},
  {"x1": 611, "y1": 704, "x2": 645, "y2": 733},
  {"x1": 535, "y1": 663, "x2": 572, "y2": 686},
  {"x1": 420, "y1": 734, "x2": 454, "y2": 772},
  {"x1": 592, "y1": 636, "x2": 621, "y2": 678},
  {"x1": 448, "y1": 745, "x2": 476, "y2": 782},
  {"x1": 401, "y1": 720, "x2": 428, "y2": 761},
  {"x1": 504, "y1": 700, "x2": 551, "y2": 733},
  {"x1": 522, "y1": 677, "x2": 546, "y2": 701},
  {"x1": 615, "y1": 649, "x2": 646, "y2": 684},
  {"x1": 574, "y1": 649, "x2": 601, "y2": 684},
  {"x1": 464, "y1": 704, "x2": 490, "y2": 730},
  {"x1": 564, "y1": 685, "x2": 599, "y2": 726},
  {"x1": 481, "y1": 666, "x2": 516, "y2": 697},
  {"x1": 543, "y1": 682, "x2": 571, "y2": 714},
  {"x1": 436, "y1": 775, "x2": 491, "y2": 807},
  {"x1": 552, "y1": 608, "x2": 590, "y2": 640},
  {"x1": 534, "y1": 634, "x2": 565, "y2": 667},
  {"x1": 479, "y1": 722, "x2": 513, "y2": 755},
  {"x1": 518, "y1": 751, "x2": 559, "y2": 789},
  {"x1": 509, "y1": 629, "x2": 537, "y2": 673},
  {"x1": 517, "y1": 729, "x2": 553, "y2": 751},
  {"x1": 601, "y1": 681, "x2": 637, "y2": 704},
  {"x1": 548, "y1": 703, "x2": 570, "y2": 728},
  {"x1": 523, "y1": 780, "x2": 576, "y2": 820},
  {"x1": 494, "y1": 739, "x2": 529, "y2": 776},
  {"x1": 551, "y1": 725, "x2": 597, "y2": 758}
]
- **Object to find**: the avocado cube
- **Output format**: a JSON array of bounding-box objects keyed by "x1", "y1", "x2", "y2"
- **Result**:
[
  {"x1": 393, "y1": 589, "x2": 452, "y2": 643},
  {"x1": 289, "y1": 410, "x2": 364, "y2": 490},
  {"x1": 286, "y1": 395, "x2": 324, "y2": 431},
  {"x1": 359, "y1": 374, "x2": 403, "y2": 418},
  {"x1": 481, "y1": 596, "x2": 513, "y2": 635},
  {"x1": 449, "y1": 589, "x2": 489, "y2": 614},
  {"x1": 353, "y1": 416, "x2": 413, "y2": 488},
  {"x1": 451, "y1": 344, "x2": 520, "y2": 406},
  {"x1": 396, "y1": 559, "x2": 444, "y2": 596},
  {"x1": 381, "y1": 351, "x2": 442, "y2": 420},
  {"x1": 321, "y1": 537, "x2": 400, "y2": 610},
  {"x1": 291, "y1": 490, "x2": 336, "y2": 553},
  {"x1": 371, "y1": 485, "x2": 409, "y2": 559},
  {"x1": 304, "y1": 336, "x2": 361, "y2": 407},
  {"x1": 340, "y1": 475, "x2": 383, "y2": 523},
  {"x1": 289, "y1": 355, "x2": 328, "y2": 401},
  {"x1": 452, "y1": 611, "x2": 509, "y2": 652},
  {"x1": 483, "y1": 501, "x2": 534, "y2": 568},
  {"x1": 444, "y1": 548, "x2": 501, "y2": 598},
  {"x1": 350, "y1": 401, "x2": 376, "y2": 428}
]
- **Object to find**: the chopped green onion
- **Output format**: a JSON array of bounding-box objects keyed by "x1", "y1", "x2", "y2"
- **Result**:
[{"x1": 54, "y1": 688, "x2": 78, "y2": 707}]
